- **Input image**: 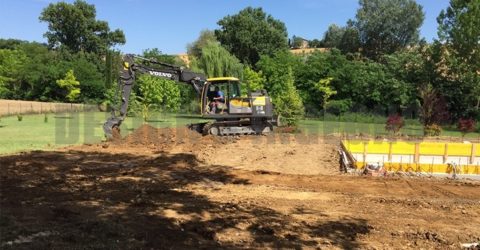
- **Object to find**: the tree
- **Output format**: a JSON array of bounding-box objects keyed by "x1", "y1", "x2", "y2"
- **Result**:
[
  {"x1": 290, "y1": 35, "x2": 305, "y2": 49},
  {"x1": 190, "y1": 41, "x2": 243, "y2": 78},
  {"x1": 142, "y1": 48, "x2": 178, "y2": 65},
  {"x1": 418, "y1": 84, "x2": 449, "y2": 126},
  {"x1": 308, "y1": 39, "x2": 323, "y2": 48},
  {"x1": 273, "y1": 68, "x2": 304, "y2": 126},
  {"x1": 0, "y1": 49, "x2": 27, "y2": 98},
  {"x1": 187, "y1": 30, "x2": 218, "y2": 59},
  {"x1": 436, "y1": 0, "x2": 480, "y2": 119},
  {"x1": 354, "y1": 0, "x2": 425, "y2": 59},
  {"x1": 256, "y1": 50, "x2": 301, "y2": 96},
  {"x1": 437, "y1": 0, "x2": 480, "y2": 68},
  {"x1": 39, "y1": 0, "x2": 125, "y2": 54},
  {"x1": 136, "y1": 75, "x2": 181, "y2": 121},
  {"x1": 242, "y1": 67, "x2": 265, "y2": 93},
  {"x1": 215, "y1": 7, "x2": 289, "y2": 66},
  {"x1": 56, "y1": 69, "x2": 80, "y2": 102},
  {"x1": 338, "y1": 21, "x2": 361, "y2": 54},
  {"x1": 315, "y1": 77, "x2": 337, "y2": 112},
  {"x1": 65, "y1": 52, "x2": 106, "y2": 103},
  {"x1": 323, "y1": 24, "x2": 345, "y2": 48},
  {"x1": 382, "y1": 47, "x2": 431, "y2": 111},
  {"x1": 256, "y1": 51, "x2": 304, "y2": 126},
  {"x1": 14, "y1": 42, "x2": 64, "y2": 101}
]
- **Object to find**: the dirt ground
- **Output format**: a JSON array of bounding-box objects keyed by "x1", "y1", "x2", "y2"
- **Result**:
[{"x1": 1, "y1": 125, "x2": 479, "y2": 249}]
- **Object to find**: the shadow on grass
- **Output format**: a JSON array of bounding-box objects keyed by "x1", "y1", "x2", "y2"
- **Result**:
[
  {"x1": 145, "y1": 119, "x2": 168, "y2": 123},
  {"x1": 54, "y1": 116, "x2": 74, "y2": 119},
  {"x1": 0, "y1": 150, "x2": 370, "y2": 249},
  {"x1": 173, "y1": 115, "x2": 203, "y2": 119}
]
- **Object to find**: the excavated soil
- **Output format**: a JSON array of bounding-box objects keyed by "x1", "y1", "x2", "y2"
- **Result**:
[{"x1": 1, "y1": 125, "x2": 479, "y2": 249}]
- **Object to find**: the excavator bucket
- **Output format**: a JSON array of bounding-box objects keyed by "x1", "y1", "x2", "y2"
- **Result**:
[{"x1": 103, "y1": 116, "x2": 123, "y2": 140}]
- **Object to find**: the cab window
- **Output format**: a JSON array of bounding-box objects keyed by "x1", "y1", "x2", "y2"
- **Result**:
[{"x1": 228, "y1": 82, "x2": 241, "y2": 98}]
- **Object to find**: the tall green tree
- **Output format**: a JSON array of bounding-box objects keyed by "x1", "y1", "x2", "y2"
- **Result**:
[
  {"x1": 14, "y1": 42, "x2": 64, "y2": 101},
  {"x1": 272, "y1": 68, "x2": 304, "y2": 126},
  {"x1": 64, "y1": 52, "x2": 106, "y2": 102},
  {"x1": 215, "y1": 7, "x2": 289, "y2": 66},
  {"x1": 190, "y1": 41, "x2": 243, "y2": 78},
  {"x1": 338, "y1": 21, "x2": 361, "y2": 54},
  {"x1": 39, "y1": 0, "x2": 125, "y2": 54},
  {"x1": 187, "y1": 30, "x2": 218, "y2": 59},
  {"x1": 435, "y1": 0, "x2": 480, "y2": 119},
  {"x1": 437, "y1": 0, "x2": 480, "y2": 68},
  {"x1": 323, "y1": 24, "x2": 345, "y2": 48},
  {"x1": 0, "y1": 49, "x2": 27, "y2": 98},
  {"x1": 256, "y1": 50, "x2": 301, "y2": 97},
  {"x1": 257, "y1": 51, "x2": 304, "y2": 125},
  {"x1": 354, "y1": 0, "x2": 425, "y2": 59}
]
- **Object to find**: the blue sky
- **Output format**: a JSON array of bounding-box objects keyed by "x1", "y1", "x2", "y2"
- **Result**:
[{"x1": 0, "y1": 0, "x2": 450, "y2": 55}]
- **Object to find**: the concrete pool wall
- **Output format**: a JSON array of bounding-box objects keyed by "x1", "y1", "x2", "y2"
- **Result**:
[{"x1": 342, "y1": 140, "x2": 480, "y2": 175}]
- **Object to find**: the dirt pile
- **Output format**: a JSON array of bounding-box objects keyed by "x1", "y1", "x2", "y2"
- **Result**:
[
  {"x1": 108, "y1": 125, "x2": 341, "y2": 175},
  {"x1": 196, "y1": 135, "x2": 340, "y2": 175},
  {"x1": 113, "y1": 124, "x2": 204, "y2": 151}
]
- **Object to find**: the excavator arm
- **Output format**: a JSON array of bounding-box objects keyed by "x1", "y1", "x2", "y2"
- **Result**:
[{"x1": 103, "y1": 54, "x2": 206, "y2": 139}]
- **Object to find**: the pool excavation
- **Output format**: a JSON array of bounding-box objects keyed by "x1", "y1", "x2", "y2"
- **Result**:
[{"x1": 341, "y1": 140, "x2": 480, "y2": 178}]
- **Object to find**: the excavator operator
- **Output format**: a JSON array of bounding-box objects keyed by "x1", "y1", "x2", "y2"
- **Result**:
[{"x1": 209, "y1": 86, "x2": 225, "y2": 113}]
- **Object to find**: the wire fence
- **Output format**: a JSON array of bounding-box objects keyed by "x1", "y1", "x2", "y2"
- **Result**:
[{"x1": 0, "y1": 99, "x2": 98, "y2": 116}]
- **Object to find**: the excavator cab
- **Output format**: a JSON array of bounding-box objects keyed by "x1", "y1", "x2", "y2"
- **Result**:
[
  {"x1": 201, "y1": 77, "x2": 252, "y2": 116},
  {"x1": 198, "y1": 77, "x2": 276, "y2": 135}
]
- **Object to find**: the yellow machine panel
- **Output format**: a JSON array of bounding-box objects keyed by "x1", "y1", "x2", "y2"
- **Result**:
[
  {"x1": 230, "y1": 99, "x2": 250, "y2": 107},
  {"x1": 252, "y1": 96, "x2": 266, "y2": 106}
]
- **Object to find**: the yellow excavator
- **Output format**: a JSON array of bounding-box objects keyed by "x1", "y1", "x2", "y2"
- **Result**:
[{"x1": 103, "y1": 54, "x2": 277, "y2": 139}]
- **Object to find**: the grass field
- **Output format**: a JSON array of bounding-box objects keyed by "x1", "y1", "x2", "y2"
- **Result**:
[{"x1": 0, "y1": 112, "x2": 478, "y2": 154}]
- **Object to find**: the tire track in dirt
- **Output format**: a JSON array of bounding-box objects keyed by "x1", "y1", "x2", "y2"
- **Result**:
[
  {"x1": 431, "y1": 185, "x2": 460, "y2": 198},
  {"x1": 404, "y1": 179, "x2": 439, "y2": 197},
  {"x1": 383, "y1": 181, "x2": 391, "y2": 195}
]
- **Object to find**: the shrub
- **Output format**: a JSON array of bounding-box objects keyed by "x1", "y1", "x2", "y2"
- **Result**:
[
  {"x1": 457, "y1": 118, "x2": 476, "y2": 137},
  {"x1": 423, "y1": 124, "x2": 442, "y2": 136},
  {"x1": 325, "y1": 99, "x2": 352, "y2": 116},
  {"x1": 275, "y1": 90, "x2": 304, "y2": 127},
  {"x1": 385, "y1": 114, "x2": 404, "y2": 135},
  {"x1": 17, "y1": 114, "x2": 23, "y2": 121}
]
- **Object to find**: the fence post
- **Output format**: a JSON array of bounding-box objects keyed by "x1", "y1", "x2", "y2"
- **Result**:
[
  {"x1": 414, "y1": 143, "x2": 420, "y2": 164},
  {"x1": 388, "y1": 142, "x2": 392, "y2": 162},
  {"x1": 471, "y1": 144, "x2": 476, "y2": 165},
  {"x1": 443, "y1": 143, "x2": 449, "y2": 164},
  {"x1": 363, "y1": 141, "x2": 368, "y2": 167}
]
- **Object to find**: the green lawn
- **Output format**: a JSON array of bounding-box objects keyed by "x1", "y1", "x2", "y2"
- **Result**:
[
  {"x1": 300, "y1": 119, "x2": 480, "y2": 139},
  {"x1": 0, "y1": 112, "x2": 207, "y2": 155},
  {"x1": 0, "y1": 112, "x2": 478, "y2": 155}
]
